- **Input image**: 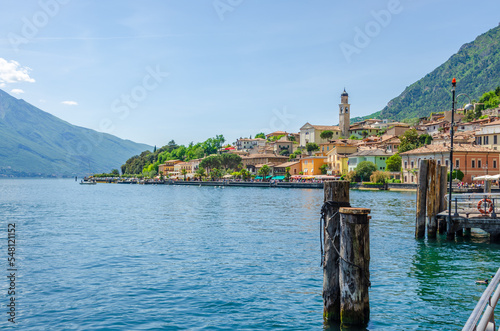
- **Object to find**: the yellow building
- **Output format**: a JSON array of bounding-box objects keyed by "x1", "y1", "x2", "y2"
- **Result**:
[
  {"x1": 299, "y1": 123, "x2": 341, "y2": 147},
  {"x1": 158, "y1": 160, "x2": 182, "y2": 176},
  {"x1": 326, "y1": 143, "x2": 358, "y2": 175},
  {"x1": 300, "y1": 156, "x2": 327, "y2": 176}
]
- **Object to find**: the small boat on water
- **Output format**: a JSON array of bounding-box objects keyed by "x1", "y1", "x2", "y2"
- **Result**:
[{"x1": 79, "y1": 177, "x2": 96, "y2": 185}]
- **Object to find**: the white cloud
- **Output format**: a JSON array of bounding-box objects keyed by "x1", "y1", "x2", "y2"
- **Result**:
[
  {"x1": 10, "y1": 88, "x2": 24, "y2": 95},
  {"x1": 0, "y1": 58, "x2": 35, "y2": 85},
  {"x1": 61, "y1": 101, "x2": 78, "y2": 106}
]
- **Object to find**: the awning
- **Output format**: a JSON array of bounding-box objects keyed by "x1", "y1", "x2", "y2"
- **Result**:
[
  {"x1": 271, "y1": 176, "x2": 285, "y2": 180},
  {"x1": 473, "y1": 174, "x2": 500, "y2": 181}
]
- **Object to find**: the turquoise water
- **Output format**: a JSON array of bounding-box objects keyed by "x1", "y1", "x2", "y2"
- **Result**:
[{"x1": 0, "y1": 179, "x2": 499, "y2": 330}]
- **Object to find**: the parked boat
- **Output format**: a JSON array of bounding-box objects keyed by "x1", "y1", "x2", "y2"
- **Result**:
[{"x1": 79, "y1": 178, "x2": 96, "y2": 185}]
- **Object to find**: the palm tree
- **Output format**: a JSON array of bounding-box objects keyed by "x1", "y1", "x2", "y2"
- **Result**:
[
  {"x1": 258, "y1": 165, "x2": 271, "y2": 181},
  {"x1": 195, "y1": 168, "x2": 206, "y2": 180},
  {"x1": 180, "y1": 168, "x2": 188, "y2": 181}
]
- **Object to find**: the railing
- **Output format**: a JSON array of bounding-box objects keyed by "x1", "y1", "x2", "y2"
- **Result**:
[
  {"x1": 446, "y1": 194, "x2": 500, "y2": 217},
  {"x1": 463, "y1": 267, "x2": 500, "y2": 331}
]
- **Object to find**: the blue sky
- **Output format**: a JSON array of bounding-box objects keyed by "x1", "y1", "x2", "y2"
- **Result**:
[{"x1": 0, "y1": 0, "x2": 499, "y2": 147}]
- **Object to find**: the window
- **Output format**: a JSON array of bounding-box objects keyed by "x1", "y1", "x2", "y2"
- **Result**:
[
  {"x1": 404, "y1": 161, "x2": 408, "y2": 169},
  {"x1": 471, "y1": 160, "x2": 475, "y2": 168},
  {"x1": 478, "y1": 159, "x2": 482, "y2": 168},
  {"x1": 494, "y1": 160, "x2": 497, "y2": 169},
  {"x1": 445, "y1": 160, "x2": 449, "y2": 167},
  {"x1": 411, "y1": 161, "x2": 414, "y2": 168},
  {"x1": 456, "y1": 159, "x2": 460, "y2": 168},
  {"x1": 476, "y1": 137, "x2": 482, "y2": 145},
  {"x1": 411, "y1": 176, "x2": 414, "y2": 183},
  {"x1": 485, "y1": 136, "x2": 489, "y2": 144},
  {"x1": 404, "y1": 176, "x2": 407, "y2": 183},
  {"x1": 495, "y1": 135, "x2": 498, "y2": 145},
  {"x1": 437, "y1": 160, "x2": 441, "y2": 165}
]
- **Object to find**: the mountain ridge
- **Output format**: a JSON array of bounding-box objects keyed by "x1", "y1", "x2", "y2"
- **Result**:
[
  {"x1": 352, "y1": 24, "x2": 500, "y2": 123},
  {"x1": 0, "y1": 89, "x2": 152, "y2": 177}
]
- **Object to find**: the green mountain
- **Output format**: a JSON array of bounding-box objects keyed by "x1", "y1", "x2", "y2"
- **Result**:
[
  {"x1": 354, "y1": 24, "x2": 500, "y2": 122},
  {"x1": 0, "y1": 89, "x2": 152, "y2": 177}
]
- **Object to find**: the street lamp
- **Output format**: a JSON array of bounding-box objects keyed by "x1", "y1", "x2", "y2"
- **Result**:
[{"x1": 448, "y1": 79, "x2": 474, "y2": 227}]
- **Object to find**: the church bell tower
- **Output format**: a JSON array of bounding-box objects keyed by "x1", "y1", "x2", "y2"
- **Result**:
[{"x1": 339, "y1": 89, "x2": 350, "y2": 138}]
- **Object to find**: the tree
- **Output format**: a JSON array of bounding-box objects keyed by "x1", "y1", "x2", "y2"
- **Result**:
[
  {"x1": 258, "y1": 165, "x2": 271, "y2": 181},
  {"x1": 195, "y1": 167, "x2": 206, "y2": 179},
  {"x1": 240, "y1": 168, "x2": 250, "y2": 181},
  {"x1": 398, "y1": 129, "x2": 420, "y2": 153},
  {"x1": 385, "y1": 154, "x2": 402, "y2": 172},
  {"x1": 448, "y1": 169, "x2": 465, "y2": 181},
  {"x1": 319, "y1": 164, "x2": 329, "y2": 175},
  {"x1": 167, "y1": 140, "x2": 178, "y2": 152},
  {"x1": 306, "y1": 142, "x2": 319, "y2": 153},
  {"x1": 200, "y1": 155, "x2": 221, "y2": 173},
  {"x1": 361, "y1": 130, "x2": 369, "y2": 139},
  {"x1": 279, "y1": 149, "x2": 290, "y2": 156},
  {"x1": 180, "y1": 168, "x2": 187, "y2": 181},
  {"x1": 419, "y1": 134, "x2": 433, "y2": 146},
  {"x1": 255, "y1": 132, "x2": 266, "y2": 139},
  {"x1": 346, "y1": 170, "x2": 358, "y2": 183},
  {"x1": 210, "y1": 168, "x2": 222, "y2": 181},
  {"x1": 220, "y1": 153, "x2": 242, "y2": 171},
  {"x1": 355, "y1": 161, "x2": 377, "y2": 182},
  {"x1": 111, "y1": 169, "x2": 120, "y2": 176},
  {"x1": 349, "y1": 134, "x2": 360, "y2": 140},
  {"x1": 320, "y1": 130, "x2": 334, "y2": 140},
  {"x1": 285, "y1": 167, "x2": 291, "y2": 182},
  {"x1": 370, "y1": 171, "x2": 390, "y2": 184}
]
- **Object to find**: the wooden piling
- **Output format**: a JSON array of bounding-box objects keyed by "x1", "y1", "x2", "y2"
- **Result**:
[
  {"x1": 323, "y1": 181, "x2": 350, "y2": 322},
  {"x1": 438, "y1": 165, "x2": 448, "y2": 233},
  {"x1": 427, "y1": 160, "x2": 438, "y2": 238},
  {"x1": 416, "y1": 160, "x2": 429, "y2": 238},
  {"x1": 339, "y1": 207, "x2": 371, "y2": 327}
]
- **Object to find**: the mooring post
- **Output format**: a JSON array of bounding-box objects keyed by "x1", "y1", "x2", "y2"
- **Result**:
[
  {"x1": 416, "y1": 160, "x2": 429, "y2": 238},
  {"x1": 339, "y1": 207, "x2": 371, "y2": 327},
  {"x1": 438, "y1": 165, "x2": 448, "y2": 233},
  {"x1": 323, "y1": 181, "x2": 350, "y2": 323},
  {"x1": 427, "y1": 160, "x2": 438, "y2": 238}
]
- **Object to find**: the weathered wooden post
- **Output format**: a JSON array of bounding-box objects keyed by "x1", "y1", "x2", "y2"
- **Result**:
[
  {"x1": 339, "y1": 207, "x2": 371, "y2": 327},
  {"x1": 427, "y1": 160, "x2": 438, "y2": 238},
  {"x1": 438, "y1": 165, "x2": 448, "y2": 233},
  {"x1": 323, "y1": 181, "x2": 350, "y2": 322},
  {"x1": 416, "y1": 160, "x2": 429, "y2": 238}
]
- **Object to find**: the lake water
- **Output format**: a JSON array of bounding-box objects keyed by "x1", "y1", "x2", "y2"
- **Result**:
[{"x1": 0, "y1": 179, "x2": 499, "y2": 330}]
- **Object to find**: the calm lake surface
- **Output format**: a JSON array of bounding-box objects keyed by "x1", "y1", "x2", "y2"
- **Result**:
[{"x1": 1, "y1": 179, "x2": 499, "y2": 330}]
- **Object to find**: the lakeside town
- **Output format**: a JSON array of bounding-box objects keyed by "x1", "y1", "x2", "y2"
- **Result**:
[{"x1": 92, "y1": 87, "x2": 500, "y2": 186}]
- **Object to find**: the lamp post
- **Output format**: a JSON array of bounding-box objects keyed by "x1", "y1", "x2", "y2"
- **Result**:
[
  {"x1": 448, "y1": 78, "x2": 456, "y2": 228},
  {"x1": 447, "y1": 79, "x2": 474, "y2": 238}
]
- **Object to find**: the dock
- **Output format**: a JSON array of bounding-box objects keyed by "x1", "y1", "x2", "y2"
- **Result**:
[{"x1": 416, "y1": 159, "x2": 500, "y2": 242}]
